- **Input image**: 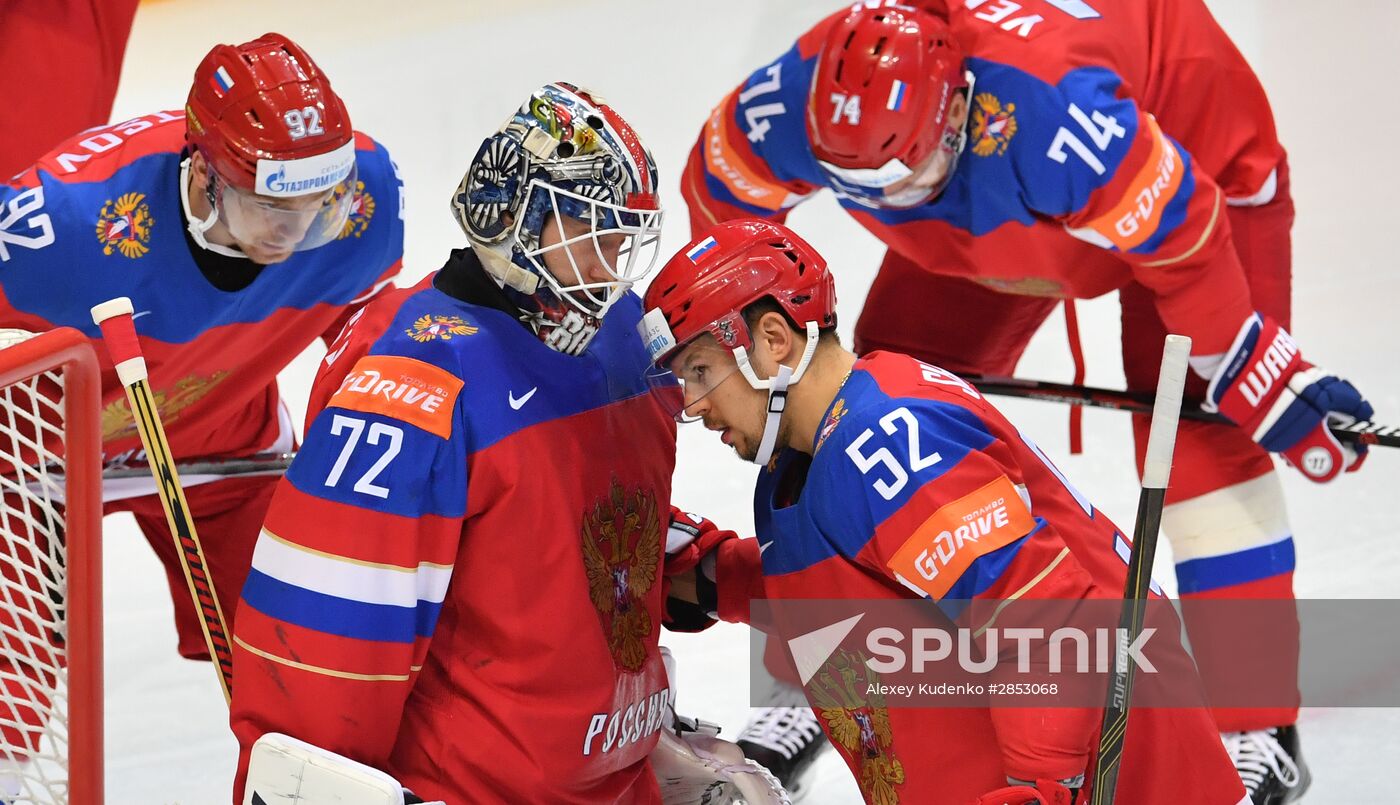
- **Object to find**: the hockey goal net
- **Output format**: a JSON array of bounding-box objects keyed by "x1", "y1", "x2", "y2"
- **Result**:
[{"x1": 0, "y1": 328, "x2": 102, "y2": 805}]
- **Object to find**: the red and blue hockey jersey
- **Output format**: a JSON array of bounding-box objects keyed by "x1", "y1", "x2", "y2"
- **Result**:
[
  {"x1": 683, "y1": 0, "x2": 1283, "y2": 355},
  {"x1": 229, "y1": 250, "x2": 678, "y2": 803},
  {"x1": 751, "y1": 352, "x2": 1245, "y2": 803},
  {"x1": 0, "y1": 111, "x2": 403, "y2": 464}
]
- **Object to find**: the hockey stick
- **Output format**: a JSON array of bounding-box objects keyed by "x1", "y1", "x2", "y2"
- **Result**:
[
  {"x1": 1090, "y1": 335, "x2": 1190, "y2": 805},
  {"x1": 91, "y1": 297, "x2": 233, "y2": 704},
  {"x1": 101, "y1": 451, "x2": 296, "y2": 480},
  {"x1": 964, "y1": 374, "x2": 1400, "y2": 448}
]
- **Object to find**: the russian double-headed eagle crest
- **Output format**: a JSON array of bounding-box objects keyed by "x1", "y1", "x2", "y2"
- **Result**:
[
  {"x1": 807, "y1": 649, "x2": 906, "y2": 805},
  {"x1": 336, "y1": 181, "x2": 375, "y2": 240},
  {"x1": 816, "y1": 398, "x2": 850, "y2": 452},
  {"x1": 582, "y1": 478, "x2": 662, "y2": 672},
  {"x1": 101, "y1": 371, "x2": 229, "y2": 441},
  {"x1": 95, "y1": 192, "x2": 154, "y2": 258},
  {"x1": 969, "y1": 92, "x2": 1018, "y2": 158},
  {"x1": 405, "y1": 314, "x2": 477, "y2": 342}
]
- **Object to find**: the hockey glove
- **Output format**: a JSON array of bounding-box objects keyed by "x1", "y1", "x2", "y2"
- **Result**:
[
  {"x1": 1201, "y1": 313, "x2": 1372, "y2": 483},
  {"x1": 972, "y1": 778, "x2": 1080, "y2": 805},
  {"x1": 652, "y1": 712, "x2": 793, "y2": 805},
  {"x1": 663, "y1": 508, "x2": 760, "y2": 630},
  {"x1": 653, "y1": 647, "x2": 793, "y2": 805}
]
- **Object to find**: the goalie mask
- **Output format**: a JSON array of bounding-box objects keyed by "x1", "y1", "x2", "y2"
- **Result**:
[{"x1": 451, "y1": 82, "x2": 664, "y2": 355}]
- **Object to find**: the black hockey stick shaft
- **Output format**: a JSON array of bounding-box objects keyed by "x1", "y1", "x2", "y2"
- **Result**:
[
  {"x1": 965, "y1": 375, "x2": 1399, "y2": 448},
  {"x1": 1091, "y1": 336, "x2": 1190, "y2": 805},
  {"x1": 101, "y1": 451, "x2": 296, "y2": 480}
]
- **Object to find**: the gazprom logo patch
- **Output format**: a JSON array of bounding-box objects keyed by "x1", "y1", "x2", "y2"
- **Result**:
[
  {"x1": 255, "y1": 140, "x2": 357, "y2": 198},
  {"x1": 638, "y1": 309, "x2": 678, "y2": 361},
  {"x1": 685, "y1": 236, "x2": 719, "y2": 263}
]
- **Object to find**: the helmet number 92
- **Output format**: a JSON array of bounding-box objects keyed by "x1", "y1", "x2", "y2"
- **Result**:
[
  {"x1": 283, "y1": 107, "x2": 325, "y2": 141},
  {"x1": 845, "y1": 407, "x2": 943, "y2": 500}
]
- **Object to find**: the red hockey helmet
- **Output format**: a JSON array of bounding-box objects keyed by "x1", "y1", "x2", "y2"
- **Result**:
[
  {"x1": 183, "y1": 33, "x2": 360, "y2": 259},
  {"x1": 640, "y1": 219, "x2": 836, "y2": 372},
  {"x1": 808, "y1": 3, "x2": 969, "y2": 207},
  {"x1": 185, "y1": 32, "x2": 354, "y2": 195},
  {"x1": 640, "y1": 219, "x2": 836, "y2": 462}
]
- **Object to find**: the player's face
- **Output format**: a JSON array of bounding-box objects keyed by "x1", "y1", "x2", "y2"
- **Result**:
[
  {"x1": 669, "y1": 338, "x2": 769, "y2": 461},
  {"x1": 880, "y1": 92, "x2": 970, "y2": 207},
  {"x1": 223, "y1": 189, "x2": 336, "y2": 265},
  {"x1": 539, "y1": 212, "x2": 626, "y2": 306},
  {"x1": 185, "y1": 151, "x2": 354, "y2": 265}
]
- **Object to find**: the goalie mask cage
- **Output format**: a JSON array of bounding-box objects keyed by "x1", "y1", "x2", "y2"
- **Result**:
[{"x1": 0, "y1": 329, "x2": 102, "y2": 805}]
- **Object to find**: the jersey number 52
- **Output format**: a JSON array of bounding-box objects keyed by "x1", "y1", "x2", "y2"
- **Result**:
[{"x1": 845, "y1": 407, "x2": 942, "y2": 500}]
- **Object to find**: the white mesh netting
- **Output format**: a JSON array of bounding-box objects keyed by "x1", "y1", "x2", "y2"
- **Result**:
[{"x1": 0, "y1": 331, "x2": 76, "y2": 804}]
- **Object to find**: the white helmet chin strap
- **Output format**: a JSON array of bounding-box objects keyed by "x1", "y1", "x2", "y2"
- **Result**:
[
  {"x1": 733, "y1": 322, "x2": 820, "y2": 467},
  {"x1": 179, "y1": 158, "x2": 249, "y2": 260},
  {"x1": 752, "y1": 364, "x2": 792, "y2": 467}
]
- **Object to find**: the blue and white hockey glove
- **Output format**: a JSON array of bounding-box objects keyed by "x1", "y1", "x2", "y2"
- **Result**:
[{"x1": 1201, "y1": 313, "x2": 1373, "y2": 483}]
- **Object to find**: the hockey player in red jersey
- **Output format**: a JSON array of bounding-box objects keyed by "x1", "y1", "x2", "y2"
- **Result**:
[
  {"x1": 681, "y1": 2, "x2": 1373, "y2": 799},
  {"x1": 228, "y1": 83, "x2": 788, "y2": 805},
  {"x1": 0, "y1": 33, "x2": 402, "y2": 775},
  {"x1": 640, "y1": 219, "x2": 1249, "y2": 805},
  {"x1": 0, "y1": 0, "x2": 140, "y2": 178}
]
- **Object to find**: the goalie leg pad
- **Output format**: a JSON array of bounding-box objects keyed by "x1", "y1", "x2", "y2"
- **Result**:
[{"x1": 245, "y1": 732, "x2": 437, "y2": 805}]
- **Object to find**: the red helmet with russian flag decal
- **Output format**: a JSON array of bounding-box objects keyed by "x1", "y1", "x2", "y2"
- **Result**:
[
  {"x1": 641, "y1": 219, "x2": 836, "y2": 464},
  {"x1": 640, "y1": 219, "x2": 835, "y2": 372},
  {"x1": 186, "y1": 33, "x2": 354, "y2": 194},
  {"x1": 808, "y1": 3, "x2": 970, "y2": 208},
  {"x1": 183, "y1": 33, "x2": 360, "y2": 261}
]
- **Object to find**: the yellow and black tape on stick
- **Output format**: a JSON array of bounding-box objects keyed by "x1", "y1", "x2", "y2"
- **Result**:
[{"x1": 92, "y1": 297, "x2": 233, "y2": 704}]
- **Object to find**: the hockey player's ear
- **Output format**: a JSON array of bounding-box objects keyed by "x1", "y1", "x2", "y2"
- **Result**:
[
  {"x1": 948, "y1": 90, "x2": 969, "y2": 129},
  {"x1": 189, "y1": 149, "x2": 209, "y2": 184},
  {"x1": 753, "y1": 311, "x2": 798, "y2": 368}
]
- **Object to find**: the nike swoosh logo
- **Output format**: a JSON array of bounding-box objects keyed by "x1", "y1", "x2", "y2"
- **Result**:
[
  {"x1": 132, "y1": 310, "x2": 152, "y2": 320},
  {"x1": 759, "y1": 540, "x2": 774, "y2": 555},
  {"x1": 508, "y1": 387, "x2": 538, "y2": 410}
]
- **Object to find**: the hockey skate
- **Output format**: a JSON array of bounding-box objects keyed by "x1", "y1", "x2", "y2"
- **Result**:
[
  {"x1": 1221, "y1": 725, "x2": 1311, "y2": 804},
  {"x1": 736, "y1": 684, "x2": 828, "y2": 801}
]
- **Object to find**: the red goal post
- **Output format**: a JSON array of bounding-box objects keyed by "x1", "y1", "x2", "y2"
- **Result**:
[{"x1": 0, "y1": 328, "x2": 102, "y2": 805}]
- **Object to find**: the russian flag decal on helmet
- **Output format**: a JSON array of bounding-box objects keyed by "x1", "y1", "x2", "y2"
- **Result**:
[
  {"x1": 686, "y1": 236, "x2": 719, "y2": 263},
  {"x1": 886, "y1": 79, "x2": 908, "y2": 111},
  {"x1": 211, "y1": 66, "x2": 235, "y2": 95}
]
